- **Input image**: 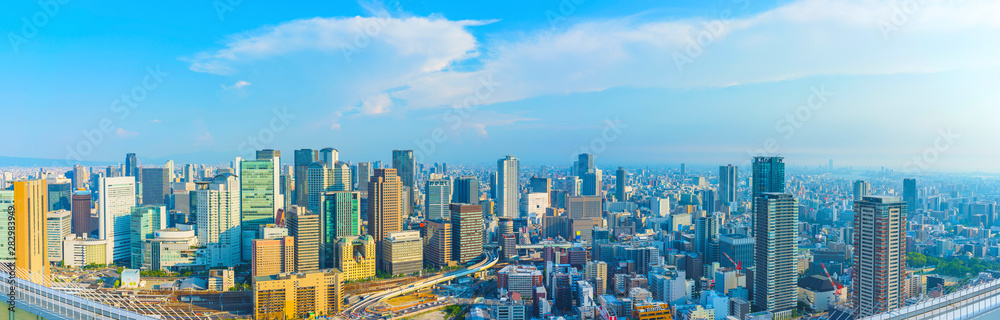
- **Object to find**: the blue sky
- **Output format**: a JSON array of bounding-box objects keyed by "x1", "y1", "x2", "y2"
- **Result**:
[{"x1": 2, "y1": 0, "x2": 998, "y2": 172}]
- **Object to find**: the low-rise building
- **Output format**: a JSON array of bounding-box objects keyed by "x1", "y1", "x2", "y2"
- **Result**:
[
  {"x1": 381, "y1": 231, "x2": 422, "y2": 276},
  {"x1": 253, "y1": 269, "x2": 344, "y2": 319}
]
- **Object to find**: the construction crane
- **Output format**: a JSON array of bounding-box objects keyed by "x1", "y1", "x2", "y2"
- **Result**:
[
  {"x1": 722, "y1": 252, "x2": 741, "y2": 271},
  {"x1": 820, "y1": 263, "x2": 843, "y2": 296}
]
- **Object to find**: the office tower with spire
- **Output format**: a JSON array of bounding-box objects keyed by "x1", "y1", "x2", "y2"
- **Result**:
[
  {"x1": 853, "y1": 180, "x2": 872, "y2": 200},
  {"x1": 197, "y1": 173, "x2": 242, "y2": 267},
  {"x1": 453, "y1": 176, "x2": 480, "y2": 204},
  {"x1": 11, "y1": 180, "x2": 50, "y2": 280},
  {"x1": 853, "y1": 196, "x2": 908, "y2": 317},
  {"x1": 294, "y1": 149, "x2": 316, "y2": 206},
  {"x1": 753, "y1": 193, "x2": 797, "y2": 316},
  {"x1": 903, "y1": 178, "x2": 917, "y2": 213},
  {"x1": 719, "y1": 164, "x2": 738, "y2": 206},
  {"x1": 98, "y1": 176, "x2": 137, "y2": 263},
  {"x1": 367, "y1": 168, "x2": 404, "y2": 262},
  {"x1": 497, "y1": 155, "x2": 520, "y2": 218},
  {"x1": 425, "y1": 179, "x2": 451, "y2": 220}
]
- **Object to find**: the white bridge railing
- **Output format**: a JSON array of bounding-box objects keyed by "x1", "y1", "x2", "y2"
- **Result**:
[{"x1": 0, "y1": 265, "x2": 158, "y2": 320}]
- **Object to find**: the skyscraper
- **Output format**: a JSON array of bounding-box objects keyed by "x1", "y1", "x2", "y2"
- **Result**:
[
  {"x1": 12, "y1": 180, "x2": 50, "y2": 280},
  {"x1": 695, "y1": 214, "x2": 720, "y2": 261},
  {"x1": 125, "y1": 153, "x2": 141, "y2": 184},
  {"x1": 751, "y1": 157, "x2": 785, "y2": 210},
  {"x1": 753, "y1": 193, "x2": 797, "y2": 315},
  {"x1": 331, "y1": 161, "x2": 351, "y2": 191},
  {"x1": 368, "y1": 168, "x2": 404, "y2": 261},
  {"x1": 582, "y1": 169, "x2": 602, "y2": 197},
  {"x1": 576, "y1": 153, "x2": 594, "y2": 177},
  {"x1": 72, "y1": 165, "x2": 89, "y2": 190},
  {"x1": 853, "y1": 196, "x2": 908, "y2": 317},
  {"x1": 423, "y1": 219, "x2": 453, "y2": 268},
  {"x1": 425, "y1": 179, "x2": 451, "y2": 220},
  {"x1": 252, "y1": 236, "x2": 295, "y2": 279},
  {"x1": 319, "y1": 148, "x2": 338, "y2": 167},
  {"x1": 240, "y1": 158, "x2": 280, "y2": 236},
  {"x1": 903, "y1": 178, "x2": 917, "y2": 213},
  {"x1": 392, "y1": 150, "x2": 415, "y2": 211},
  {"x1": 320, "y1": 191, "x2": 361, "y2": 267},
  {"x1": 852, "y1": 180, "x2": 871, "y2": 200},
  {"x1": 451, "y1": 203, "x2": 484, "y2": 264},
  {"x1": 140, "y1": 167, "x2": 169, "y2": 205},
  {"x1": 294, "y1": 149, "x2": 316, "y2": 207},
  {"x1": 615, "y1": 167, "x2": 628, "y2": 202},
  {"x1": 452, "y1": 176, "x2": 480, "y2": 204},
  {"x1": 287, "y1": 205, "x2": 321, "y2": 272},
  {"x1": 130, "y1": 205, "x2": 166, "y2": 269},
  {"x1": 47, "y1": 179, "x2": 72, "y2": 211},
  {"x1": 71, "y1": 190, "x2": 92, "y2": 237},
  {"x1": 98, "y1": 176, "x2": 137, "y2": 263},
  {"x1": 197, "y1": 173, "x2": 242, "y2": 267},
  {"x1": 307, "y1": 161, "x2": 331, "y2": 214},
  {"x1": 497, "y1": 155, "x2": 520, "y2": 218},
  {"x1": 719, "y1": 165, "x2": 738, "y2": 205},
  {"x1": 356, "y1": 161, "x2": 372, "y2": 194}
]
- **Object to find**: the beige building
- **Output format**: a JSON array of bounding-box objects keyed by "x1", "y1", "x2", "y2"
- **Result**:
[
  {"x1": 254, "y1": 269, "x2": 344, "y2": 319},
  {"x1": 335, "y1": 235, "x2": 376, "y2": 281},
  {"x1": 367, "y1": 168, "x2": 404, "y2": 264},
  {"x1": 381, "y1": 230, "x2": 423, "y2": 276},
  {"x1": 252, "y1": 236, "x2": 295, "y2": 279},
  {"x1": 423, "y1": 219, "x2": 455, "y2": 268},
  {"x1": 287, "y1": 205, "x2": 320, "y2": 272}
]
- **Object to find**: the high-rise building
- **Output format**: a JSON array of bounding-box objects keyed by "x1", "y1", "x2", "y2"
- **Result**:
[
  {"x1": 719, "y1": 165, "x2": 738, "y2": 205},
  {"x1": 615, "y1": 167, "x2": 628, "y2": 202},
  {"x1": 46, "y1": 209, "x2": 72, "y2": 263},
  {"x1": 331, "y1": 161, "x2": 351, "y2": 191},
  {"x1": 72, "y1": 165, "x2": 89, "y2": 190},
  {"x1": 130, "y1": 205, "x2": 166, "y2": 268},
  {"x1": 566, "y1": 196, "x2": 602, "y2": 219},
  {"x1": 853, "y1": 196, "x2": 908, "y2": 317},
  {"x1": 576, "y1": 153, "x2": 595, "y2": 177},
  {"x1": 582, "y1": 169, "x2": 602, "y2": 197},
  {"x1": 903, "y1": 178, "x2": 917, "y2": 213},
  {"x1": 320, "y1": 191, "x2": 361, "y2": 268},
  {"x1": 719, "y1": 233, "x2": 754, "y2": 269},
  {"x1": 307, "y1": 161, "x2": 332, "y2": 214},
  {"x1": 12, "y1": 180, "x2": 50, "y2": 280},
  {"x1": 392, "y1": 150, "x2": 416, "y2": 213},
  {"x1": 529, "y1": 177, "x2": 552, "y2": 207},
  {"x1": 423, "y1": 219, "x2": 453, "y2": 268},
  {"x1": 695, "y1": 215, "x2": 720, "y2": 261},
  {"x1": 753, "y1": 193, "x2": 797, "y2": 315},
  {"x1": 125, "y1": 153, "x2": 141, "y2": 183},
  {"x1": 451, "y1": 203, "x2": 484, "y2": 263},
  {"x1": 335, "y1": 235, "x2": 376, "y2": 281},
  {"x1": 356, "y1": 162, "x2": 372, "y2": 194},
  {"x1": 47, "y1": 178, "x2": 72, "y2": 211},
  {"x1": 319, "y1": 148, "x2": 338, "y2": 167},
  {"x1": 584, "y1": 261, "x2": 608, "y2": 295},
  {"x1": 852, "y1": 180, "x2": 871, "y2": 201},
  {"x1": 497, "y1": 155, "x2": 520, "y2": 218},
  {"x1": 294, "y1": 149, "x2": 316, "y2": 206},
  {"x1": 751, "y1": 157, "x2": 785, "y2": 211},
  {"x1": 183, "y1": 164, "x2": 195, "y2": 182},
  {"x1": 98, "y1": 176, "x2": 137, "y2": 263},
  {"x1": 287, "y1": 205, "x2": 321, "y2": 272},
  {"x1": 71, "y1": 190, "x2": 91, "y2": 237},
  {"x1": 141, "y1": 167, "x2": 169, "y2": 205},
  {"x1": 253, "y1": 269, "x2": 343, "y2": 320},
  {"x1": 197, "y1": 173, "x2": 242, "y2": 268},
  {"x1": 368, "y1": 168, "x2": 404, "y2": 261},
  {"x1": 381, "y1": 230, "x2": 423, "y2": 276},
  {"x1": 252, "y1": 236, "x2": 295, "y2": 279},
  {"x1": 453, "y1": 176, "x2": 480, "y2": 204},
  {"x1": 240, "y1": 157, "x2": 281, "y2": 248},
  {"x1": 425, "y1": 179, "x2": 452, "y2": 220}
]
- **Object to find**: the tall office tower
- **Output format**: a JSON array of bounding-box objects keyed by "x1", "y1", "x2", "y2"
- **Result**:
[
  {"x1": 451, "y1": 203, "x2": 484, "y2": 263},
  {"x1": 695, "y1": 214, "x2": 721, "y2": 262},
  {"x1": 497, "y1": 155, "x2": 520, "y2": 218},
  {"x1": 576, "y1": 153, "x2": 595, "y2": 177},
  {"x1": 489, "y1": 172, "x2": 497, "y2": 199},
  {"x1": 719, "y1": 233, "x2": 754, "y2": 269},
  {"x1": 719, "y1": 165, "x2": 738, "y2": 205},
  {"x1": 424, "y1": 219, "x2": 453, "y2": 268},
  {"x1": 581, "y1": 169, "x2": 602, "y2": 196},
  {"x1": 615, "y1": 167, "x2": 628, "y2": 202},
  {"x1": 331, "y1": 161, "x2": 351, "y2": 191},
  {"x1": 164, "y1": 160, "x2": 175, "y2": 182},
  {"x1": 452, "y1": 176, "x2": 480, "y2": 204},
  {"x1": 47, "y1": 178, "x2": 72, "y2": 211},
  {"x1": 320, "y1": 191, "x2": 361, "y2": 268},
  {"x1": 287, "y1": 205, "x2": 320, "y2": 272},
  {"x1": 751, "y1": 157, "x2": 785, "y2": 209},
  {"x1": 356, "y1": 162, "x2": 373, "y2": 194},
  {"x1": 853, "y1": 196, "x2": 908, "y2": 317},
  {"x1": 253, "y1": 269, "x2": 344, "y2": 320},
  {"x1": 130, "y1": 205, "x2": 166, "y2": 269},
  {"x1": 72, "y1": 165, "x2": 88, "y2": 189},
  {"x1": 46, "y1": 209, "x2": 72, "y2": 262},
  {"x1": 252, "y1": 236, "x2": 295, "y2": 278},
  {"x1": 367, "y1": 168, "x2": 404, "y2": 261},
  {"x1": 140, "y1": 168, "x2": 169, "y2": 205},
  {"x1": 183, "y1": 164, "x2": 195, "y2": 182},
  {"x1": 392, "y1": 150, "x2": 416, "y2": 212},
  {"x1": 240, "y1": 158, "x2": 280, "y2": 234},
  {"x1": 294, "y1": 149, "x2": 316, "y2": 206},
  {"x1": 380, "y1": 230, "x2": 423, "y2": 276},
  {"x1": 71, "y1": 190, "x2": 92, "y2": 237},
  {"x1": 280, "y1": 172, "x2": 294, "y2": 209},
  {"x1": 197, "y1": 173, "x2": 242, "y2": 268},
  {"x1": 10, "y1": 180, "x2": 50, "y2": 280},
  {"x1": 852, "y1": 180, "x2": 872, "y2": 200},
  {"x1": 425, "y1": 179, "x2": 452, "y2": 220},
  {"x1": 903, "y1": 178, "x2": 917, "y2": 213},
  {"x1": 319, "y1": 148, "x2": 338, "y2": 168},
  {"x1": 256, "y1": 149, "x2": 281, "y2": 162},
  {"x1": 753, "y1": 193, "x2": 798, "y2": 315},
  {"x1": 584, "y1": 261, "x2": 608, "y2": 294},
  {"x1": 125, "y1": 153, "x2": 141, "y2": 183},
  {"x1": 701, "y1": 189, "x2": 718, "y2": 213},
  {"x1": 307, "y1": 161, "x2": 332, "y2": 214},
  {"x1": 98, "y1": 176, "x2": 137, "y2": 263}
]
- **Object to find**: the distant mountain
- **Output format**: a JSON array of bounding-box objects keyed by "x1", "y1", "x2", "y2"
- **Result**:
[{"x1": 0, "y1": 156, "x2": 115, "y2": 168}]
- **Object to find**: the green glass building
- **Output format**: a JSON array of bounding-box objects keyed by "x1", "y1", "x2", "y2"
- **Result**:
[{"x1": 130, "y1": 205, "x2": 166, "y2": 269}]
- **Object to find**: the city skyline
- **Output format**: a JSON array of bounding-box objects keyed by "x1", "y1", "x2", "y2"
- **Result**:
[{"x1": 2, "y1": 0, "x2": 997, "y2": 172}]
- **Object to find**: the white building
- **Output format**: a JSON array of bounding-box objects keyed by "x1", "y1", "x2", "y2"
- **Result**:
[
  {"x1": 61, "y1": 235, "x2": 112, "y2": 267},
  {"x1": 98, "y1": 176, "x2": 137, "y2": 263},
  {"x1": 520, "y1": 192, "x2": 548, "y2": 222},
  {"x1": 651, "y1": 197, "x2": 671, "y2": 217},
  {"x1": 46, "y1": 209, "x2": 72, "y2": 262},
  {"x1": 497, "y1": 155, "x2": 520, "y2": 218},
  {"x1": 197, "y1": 173, "x2": 242, "y2": 267}
]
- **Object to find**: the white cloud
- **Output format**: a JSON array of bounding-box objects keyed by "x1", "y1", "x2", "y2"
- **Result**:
[
  {"x1": 357, "y1": 93, "x2": 393, "y2": 115},
  {"x1": 220, "y1": 80, "x2": 252, "y2": 91},
  {"x1": 115, "y1": 128, "x2": 138, "y2": 138}
]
